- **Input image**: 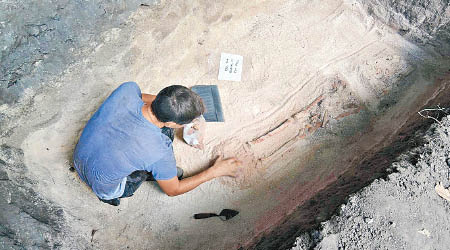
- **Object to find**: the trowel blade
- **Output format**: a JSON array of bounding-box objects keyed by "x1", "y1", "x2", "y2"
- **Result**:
[{"x1": 219, "y1": 209, "x2": 239, "y2": 220}]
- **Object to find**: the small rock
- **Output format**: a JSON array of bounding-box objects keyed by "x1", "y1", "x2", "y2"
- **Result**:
[
  {"x1": 27, "y1": 26, "x2": 40, "y2": 37},
  {"x1": 418, "y1": 228, "x2": 431, "y2": 238},
  {"x1": 364, "y1": 217, "x2": 373, "y2": 224}
]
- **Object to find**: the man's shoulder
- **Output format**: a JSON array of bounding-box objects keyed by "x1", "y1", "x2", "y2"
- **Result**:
[
  {"x1": 118, "y1": 81, "x2": 140, "y2": 90},
  {"x1": 101, "y1": 82, "x2": 142, "y2": 112},
  {"x1": 113, "y1": 82, "x2": 141, "y2": 98}
]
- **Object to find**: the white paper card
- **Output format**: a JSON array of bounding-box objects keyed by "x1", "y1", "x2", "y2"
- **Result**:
[{"x1": 218, "y1": 53, "x2": 243, "y2": 82}]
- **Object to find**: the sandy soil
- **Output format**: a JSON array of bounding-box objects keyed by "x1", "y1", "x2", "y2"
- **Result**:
[
  {"x1": 1, "y1": 0, "x2": 446, "y2": 249},
  {"x1": 292, "y1": 116, "x2": 450, "y2": 250}
]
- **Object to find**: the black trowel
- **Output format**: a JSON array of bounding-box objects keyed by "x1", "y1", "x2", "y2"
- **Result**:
[{"x1": 194, "y1": 209, "x2": 239, "y2": 221}]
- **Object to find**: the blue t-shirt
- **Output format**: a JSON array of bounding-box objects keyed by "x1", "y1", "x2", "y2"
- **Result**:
[{"x1": 73, "y1": 82, "x2": 177, "y2": 200}]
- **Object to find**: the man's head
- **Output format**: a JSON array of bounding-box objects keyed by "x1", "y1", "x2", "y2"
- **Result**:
[{"x1": 151, "y1": 85, "x2": 205, "y2": 128}]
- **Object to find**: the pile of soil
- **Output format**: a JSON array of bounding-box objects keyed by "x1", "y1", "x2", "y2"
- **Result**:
[{"x1": 292, "y1": 116, "x2": 450, "y2": 250}]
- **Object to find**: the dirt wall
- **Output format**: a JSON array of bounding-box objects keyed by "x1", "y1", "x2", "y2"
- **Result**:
[
  {"x1": 359, "y1": 0, "x2": 450, "y2": 56},
  {"x1": 250, "y1": 0, "x2": 450, "y2": 249},
  {"x1": 291, "y1": 115, "x2": 450, "y2": 250},
  {"x1": 0, "y1": 0, "x2": 157, "y2": 105},
  {"x1": 0, "y1": 1, "x2": 158, "y2": 249}
]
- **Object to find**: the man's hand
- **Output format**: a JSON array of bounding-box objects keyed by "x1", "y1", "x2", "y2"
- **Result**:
[{"x1": 209, "y1": 156, "x2": 242, "y2": 178}]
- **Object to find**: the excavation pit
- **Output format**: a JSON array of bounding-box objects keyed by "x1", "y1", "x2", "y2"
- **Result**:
[{"x1": 1, "y1": 1, "x2": 449, "y2": 249}]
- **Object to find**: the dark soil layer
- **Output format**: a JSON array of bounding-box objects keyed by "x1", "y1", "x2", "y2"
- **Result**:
[
  {"x1": 0, "y1": 0, "x2": 157, "y2": 105},
  {"x1": 0, "y1": 145, "x2": 69, "y2": 249}
]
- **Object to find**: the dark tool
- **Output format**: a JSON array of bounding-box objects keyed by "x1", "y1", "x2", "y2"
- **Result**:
[
  {"x1": 191, "y1": 85, "x2": 225, "y2": 122},
  {"x1": 194, "y1": 209, "x2": 239, "y2": 221}
]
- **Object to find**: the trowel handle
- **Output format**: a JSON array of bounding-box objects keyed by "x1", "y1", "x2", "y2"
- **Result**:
[{"x1": 194, "y1": 213, "x2": 218, "y2": 219}]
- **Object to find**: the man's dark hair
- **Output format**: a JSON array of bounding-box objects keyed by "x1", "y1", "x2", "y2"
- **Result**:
[{"x1": 151, "y1": 85, "x2": 205, "y2": 125}]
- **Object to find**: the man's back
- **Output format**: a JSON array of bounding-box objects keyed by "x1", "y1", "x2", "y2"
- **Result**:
[{"x1": 73, "y1": 82, "x2": 176, "y2": 200}]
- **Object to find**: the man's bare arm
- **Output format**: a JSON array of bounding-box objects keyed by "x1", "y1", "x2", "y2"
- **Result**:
[
  {"x1": 142, "y1": 93, "x2": 155, "y2": 104},
  {"x1": 157, "y1": 157, "x2": 241, "y2": 196}
]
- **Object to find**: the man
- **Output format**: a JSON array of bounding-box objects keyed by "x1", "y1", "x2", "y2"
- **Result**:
[{"x1": 73, "y1": 82, "x2": 241, "y2": 206}]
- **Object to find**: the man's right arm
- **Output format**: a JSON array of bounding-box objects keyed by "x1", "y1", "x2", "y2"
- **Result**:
[{"x1": 157, "y1": 157, "x2": 242, "y2": 196}]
